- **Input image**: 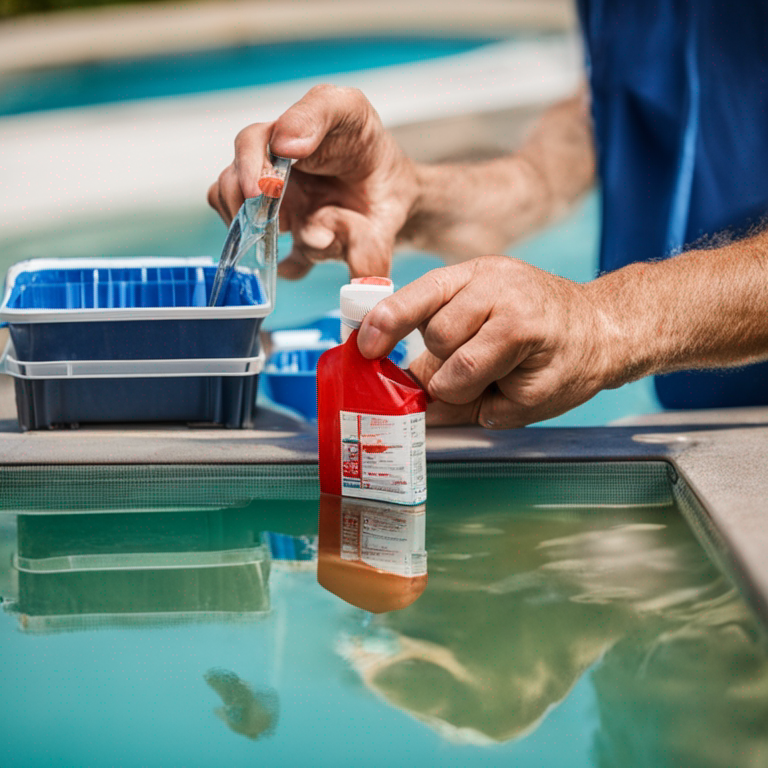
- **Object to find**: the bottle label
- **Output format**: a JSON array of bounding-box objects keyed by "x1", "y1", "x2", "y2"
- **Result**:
[
  {"x1": 340, "y1": 500, "x2": 427, "y2": 577},
  {"x1": 340, "y1": 411, "x2": 426, "y2": 505}
]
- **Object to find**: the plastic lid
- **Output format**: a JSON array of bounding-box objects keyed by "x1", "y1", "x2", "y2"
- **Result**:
[{"x1": 340, "y1": 277, "x2": 393, "y2": 339}]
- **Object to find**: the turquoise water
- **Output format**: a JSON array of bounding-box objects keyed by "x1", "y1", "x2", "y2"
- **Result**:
[
  {"x1": 1, "y1": 463, "x2": 766, "y2": 767},
  {"x1": 0, "y1": 36, "x2": 496, "y2": 116}
]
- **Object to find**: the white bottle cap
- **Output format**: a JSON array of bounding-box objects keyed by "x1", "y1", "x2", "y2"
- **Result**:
[{"x1": 340, "y1": 277, "x2": 393, "y2": 342}]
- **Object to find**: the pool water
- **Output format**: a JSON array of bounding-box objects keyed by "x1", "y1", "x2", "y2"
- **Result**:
[
  {"x1": 0, "y1": 36, "x2": 497, "y2": 117},
  {"x1": 1, "y1": 463, "x2": 766, "y2": 767}
]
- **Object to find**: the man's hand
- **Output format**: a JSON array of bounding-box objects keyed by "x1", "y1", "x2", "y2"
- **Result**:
[
  {"x1": 209, "y1": 86, "x2": 596, "y2": 277},
  {"x1": 359, "y1": 255, "x2": 614, "y2": 428},
  {"x1": 207, "y1": 84, "x2": 418, "y2": 279},
  {"x1": 362, "y1": 224, "x2": 768, "y2": 429}
]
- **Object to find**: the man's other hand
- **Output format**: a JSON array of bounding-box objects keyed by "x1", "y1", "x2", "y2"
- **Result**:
[
  {"x1": 360, "y1": 255, "x2": 615, "y2": 428},
  {"x1": 207, "y1": 85, "x2": 418, "y2": 280}
]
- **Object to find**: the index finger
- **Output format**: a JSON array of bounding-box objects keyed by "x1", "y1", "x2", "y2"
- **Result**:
[
  {"x1": 232, "y1": 123, "x2": 275, "y2": 199},
  {"x1": 358, "y1": 263, "x2": 474, "y2": 359},
  {"x1": 270, "y1": 85, "x2": 377, "y2": 176}
]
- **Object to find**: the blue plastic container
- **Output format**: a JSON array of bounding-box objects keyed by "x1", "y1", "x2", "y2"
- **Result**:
[
  {"x1": 0, "y1": 257, "x2": 272, "y2": 430},
  {"x1": 2, "y1": 258, "x2": 268, "y2": 361},
  {"x1": 12, "y1": 374, "x2": 260, "y2": 431},
  {"x1": 262, "y1": 346, "x2": 330, "y2": 420}
]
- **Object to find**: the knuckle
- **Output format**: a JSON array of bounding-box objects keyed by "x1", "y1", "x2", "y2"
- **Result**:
[
  {"x1": 424, "y1": 268, "x2": 453, "y2": 303},
  {"x1": 318, "y1": 84, "x2": 366, "y2": 103},
  {"x1": 451, "y1": 346, "x2": 481, "y2": 380},
  {"x1": 233, "y1": 126, "x2": 255, "y2": 153},
  {"x1": 499, "y1": 380, "x2": 543, "y2": 411},
  {"x1": 478, "y1": 253, "x2": 509, "y2": 272},
  {"x1": 331, "y1": 86, "x2": 373, "y2": 125},
  {"x1": 309, "y1": 83, "x2": 336, "y2": 98},
  {"x1": 219, "y1": 164, "x2": 235, "y2": 188},
  {"x1": 344, "y1": 87, "x2": 369, "y2": 109},
  {"x1": 423, "y1": 319, "x2": 455, "y2": 357},
  {"x1": 512, "y1": 390, "x2": 539, "y2": 411},
  {"x1": 309, "y1": 83, "x2": 366, "y2": 108}
]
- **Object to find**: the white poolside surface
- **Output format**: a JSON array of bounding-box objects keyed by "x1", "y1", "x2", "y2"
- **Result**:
[{"x1": 0, "y1": 36, "x2": 582, "y2": 239}]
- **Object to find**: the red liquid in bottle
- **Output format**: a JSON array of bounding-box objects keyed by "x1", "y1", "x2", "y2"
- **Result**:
[{"x1": 317, "y1": 329, "x2": 427, "y2": 505}]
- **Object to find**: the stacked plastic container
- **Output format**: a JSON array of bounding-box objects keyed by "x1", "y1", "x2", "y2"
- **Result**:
[
  {"x1": 0, "y1": 150, "x2": 291, "y2": 431},
  {"x1": 0, "y1": 256, "x2": 273, "y2": 430}
]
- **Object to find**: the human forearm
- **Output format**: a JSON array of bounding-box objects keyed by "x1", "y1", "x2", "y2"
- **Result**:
[
  {"x1": 397, "y1": 89, "x2": 596, "y2": 261},
  {"x1": 591, "y1": 233, "x2": 768, "y2": 386}
]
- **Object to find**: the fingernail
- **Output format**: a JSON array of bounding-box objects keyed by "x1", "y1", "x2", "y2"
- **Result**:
[
  {"x1": 302, "y1": 226, "x2": 334, "y2": 249},
  {"x1": 483, "y1": 419, "x2": 496, "y2": 428},
  {"x1": 357, "y1": 325, "x2": 382, "y2": 357}
]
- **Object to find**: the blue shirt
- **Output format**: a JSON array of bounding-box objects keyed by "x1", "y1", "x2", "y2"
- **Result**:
[{"x1": 577, "y1": 0, "x2": 768, "y2": 408}]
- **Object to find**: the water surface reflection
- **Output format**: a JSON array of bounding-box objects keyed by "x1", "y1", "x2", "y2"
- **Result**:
[
  {"x1": 317, "y1": 494, "x2": 427, "y2": 613},
  {"x1": 1, "y1": 468, "x2": 767, "y2": 767},
  {"x1": 338, "y1": 498, "x2": 768, "y2": 763}
]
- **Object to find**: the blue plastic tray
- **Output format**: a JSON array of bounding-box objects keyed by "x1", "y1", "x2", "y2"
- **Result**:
[
  {"x1": 13, "y1": 374, "x2": 259, "y2": 431},
  {"x1": 5, "y1": 265, "x2": 263, "y2": 311},
  {"x1": 1, "y1": 258, "x2": 269, "y2": 361},
  {"x1": 0, "y1": 257, "x2": 272, "y2": 429}
]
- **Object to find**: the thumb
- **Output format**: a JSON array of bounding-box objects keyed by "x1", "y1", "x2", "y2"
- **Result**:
[{"x1": 269, "y1": 85, "x2": 380, "y2": 177}]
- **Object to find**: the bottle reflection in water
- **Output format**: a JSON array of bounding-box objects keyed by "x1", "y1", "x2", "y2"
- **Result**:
[{"x1": 317, "y1": 494, "x2": 427, "y2": 613}]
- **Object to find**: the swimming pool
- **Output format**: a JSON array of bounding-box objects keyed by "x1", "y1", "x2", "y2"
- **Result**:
[
  {"x1": 1, "y1": 462, "x2": 765, "y2": 767},
  {"x1": 0, "y1": 36, "x2": 497, "y2": 117}
]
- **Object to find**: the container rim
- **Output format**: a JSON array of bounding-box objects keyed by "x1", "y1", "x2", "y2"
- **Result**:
[
  {"x1": 0, "y1": 256, "x2": 273, "y2": 323},
  {"x1": 1, "y1": 341, "x2": 265, "y2": 379}
]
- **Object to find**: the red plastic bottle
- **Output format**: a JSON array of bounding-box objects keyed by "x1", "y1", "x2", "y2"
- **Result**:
[{"x1": 317, "y1": 278, "x2": 427, "y2": 506}]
